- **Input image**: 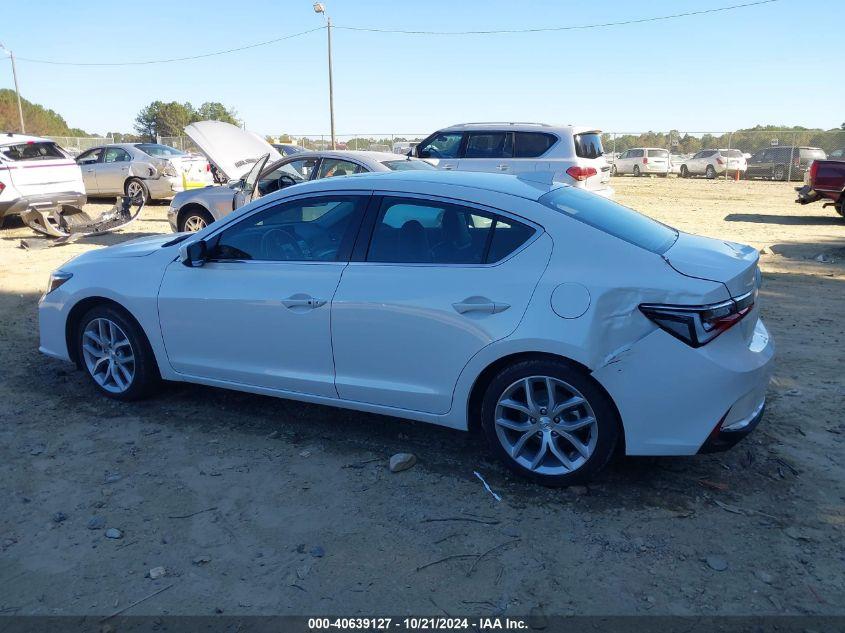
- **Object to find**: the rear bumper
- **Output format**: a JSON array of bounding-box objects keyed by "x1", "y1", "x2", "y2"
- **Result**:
[
  {"x1": 698, "y1": 398, "x2": 765, "y2": 453},
  {"x1": 0, "y1": 191, "x2": 87, "y2": 219}
]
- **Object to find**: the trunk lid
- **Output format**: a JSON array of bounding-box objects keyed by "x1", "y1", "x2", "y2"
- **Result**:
[
  {"x1": 663, "y1": 232, "x2": 759, "y2": 298},
  {"x1": 184, "y1": 121, "x2": 282, "y2": 181}
]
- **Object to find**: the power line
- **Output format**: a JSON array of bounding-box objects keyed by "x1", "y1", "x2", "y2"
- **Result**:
[
  {"x1": 15, "y1": 26, "x2": 326, "y2": 66},
  {"x1": 334, "y1": 0, "x2": 780, "y2": 35}
]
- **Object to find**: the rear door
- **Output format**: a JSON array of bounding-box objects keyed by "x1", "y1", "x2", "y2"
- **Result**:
[
  {"x1": 746, "y1": 150, "x2": 766, "y2": 178},
  {"x1": 646, "y1": 149, "x2": 669, "y2": 173},
  {"x1": 1, "y1": 141, "x2": 84, "y2": 196},
  {"x1": 331, "y1": 194, "x2": 551, "y2": 414},
  {"x1": 458, "y1": 131, "x2": 514, "y2": 175}
]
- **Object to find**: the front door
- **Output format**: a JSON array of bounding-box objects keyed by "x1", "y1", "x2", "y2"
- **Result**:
[
  {"x1": 331, "y1": 194, "x2": 551, "y2": 414},
  {"x1": 158, "y1": 193, "x2": 368, "y2": 396},
  {"x1": 96, "y1": 147, "x2": 133, "y2": 194},
  {"x1": 416, "y1": 131, "x2": 463, "y2": 171},
  {"x1": 76, "y1": 148, "x2": 103, "y2": 193}
]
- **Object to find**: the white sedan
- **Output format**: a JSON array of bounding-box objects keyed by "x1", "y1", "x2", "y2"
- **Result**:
[{"x1": 38, "y1": 171, "x2": 774, "y2": 485}]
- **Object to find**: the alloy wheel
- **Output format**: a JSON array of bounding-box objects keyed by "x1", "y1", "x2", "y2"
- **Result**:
[
  {"x1": 183, "y1": 215, "x2": 207, "y2": 232},
  {"x1": 494, "y1": 375, "x2": 598, "y2": 475},
  {"x1": 81, "y1": 318, "x2": 135, "y2": 394},
  {"x1": 126, "y1": 181, "x2": 146, "y2": 203}
]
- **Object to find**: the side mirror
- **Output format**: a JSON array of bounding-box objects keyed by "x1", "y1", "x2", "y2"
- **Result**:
[{"x1": 180, "y1": 240, "x2": 207, "y2": 267}]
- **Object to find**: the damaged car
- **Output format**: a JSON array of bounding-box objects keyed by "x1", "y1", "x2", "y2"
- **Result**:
[
  {"x1": 39, "y1": 170, "x2": 774, "y2": 486},
  {"x1": 76, "y1": 143, "x2": 213, "y2": 203},
  {"x1": 168, "y1": 120, "x2": 433, "y2": 232}
]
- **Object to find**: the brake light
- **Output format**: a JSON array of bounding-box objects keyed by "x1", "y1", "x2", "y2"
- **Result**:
[
  {"x1": 0, "y1": 181, "x2": 4, "y2": 194},
  {"x1": 566, "y1": 166, "x2": 597, "y2": 181},
  {"x1": 716, "y1": 158, "x2": 725, "y2": 165},
  {"x1": 643, "y1": 157, "x2": 648, "y2": 164},
  {"x1": 809, "y1": 160, "x2": 819, "y2": 185},
  {"x1": 639, "y1": 289, "x2": 756, "y2": 348},
  {"x1": 206, "y1": 163, "x2": 211, "y2": 172}
]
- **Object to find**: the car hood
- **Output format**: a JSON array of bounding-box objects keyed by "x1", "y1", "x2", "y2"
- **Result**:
[
  {"x1": 663, "y1": 232, "x2": 759, "y2": 297},
  {"x1": 70, "y1": 234, "x2": 180, "y2": 266},
  {"x1": 184, "y1": 120, "x2": 282, "y2": 181}
]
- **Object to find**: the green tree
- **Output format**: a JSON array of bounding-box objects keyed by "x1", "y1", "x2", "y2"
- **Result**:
[
  {"x1": 134, "y1": 101, "x2": 194, "y2": 140},
  {"x1": 195, "y1": 102, "x2": 239, "y2": 126},
  {"x1": 0, "y1": 88, "x2": 86, "y2": 136}
]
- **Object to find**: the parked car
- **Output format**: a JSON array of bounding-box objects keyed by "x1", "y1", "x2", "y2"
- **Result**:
[
  {"x1": 795, "y1": 159, "x2": 845, "y2": 218},
  {"x1": 670, "y1": 153, "x2": 691, "y2": 175},
  {"x1": 413, "y1": 122, "x2": 613, "y2": 198},
  {"x1": 828, "y1": 148, "x2": 845, "y2": 160},
  {"x1": 745, "y1": 146, "x2": 826, "y2": 181},
  {"x1": 75, "y1": 143, "x2": 213, "y2": 203},
  {"x1": 169, "y1": 121, "x2": 434, "y2": 232},
  {"x1": 39, "y1": 170, "x2": 773, "y2": 486},
  {"x1": 611, "y1": 148, "x2": 670, "y2": 177},
  {"x1": 0, "y1": 133, "x2": 86, "y2": 227},
  {"x1": 272, "y1": 143, "x2": 304, "y2": 156},
  {"x1": 680, "y1": 149, "x2": 747, "y2": 179},
  {"x1": 393, "y1": 141, "x2": 418, "y2": 155}
]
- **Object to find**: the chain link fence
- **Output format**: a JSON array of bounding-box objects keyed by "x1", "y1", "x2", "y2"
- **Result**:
[{"x1": 46, "y1": 135, "x2": 114, "y2": 156}]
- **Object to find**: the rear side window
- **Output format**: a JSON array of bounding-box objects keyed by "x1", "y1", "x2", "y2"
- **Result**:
[
  {"x1": 630, "y1": 149, "x2": 644, "y2": 158},
  {"x1": 134, "y1": 143, "x2": 184, "y2": 157},
  {"x1": 573, "y1": 133, "x2": 603, "y2": 159},
  {"x1": 539, "y1": 186, "x2": 678, "y2": 254},
  {"x1": 464, "y1": 132, "x2": 512, "y2": 159},
  {"x1": 514, "y1": 132, "x2": 557, "y2": 158},
  {"x1": 0, "y1": 141, "x2": 66, "y2": 161},
  {"x1": 647, "y1": 149, "x2": 669, "y2": 158},
  {"x1": 801, "y1": 148, "x2": 826, "y2": 160}
]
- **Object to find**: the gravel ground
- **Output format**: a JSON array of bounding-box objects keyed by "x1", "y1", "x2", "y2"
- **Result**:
[{"x1": 0, "y1": 180, "x2": 843, "y2": 617}]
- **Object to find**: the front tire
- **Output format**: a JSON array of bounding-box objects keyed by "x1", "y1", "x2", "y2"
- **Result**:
[
  {"x1": 680, "y1": 165, "x2": 689, "y2": 178},
  {"x1": 480, "y1": 359, "x2": 619, "y2": 486},
  {"x1": 178, "y1": 208, "x2": 214, "y2": 232},
  {"x1": 76, "y1": 304, "x2": 159, "y2": 401},
  {"x1": 633, "y1": 165, "x2": 641, "y2": 177},
  {"x1": 125, "y1": 178, "x2": 150, "y2": 204},
  {"x1": 610, "y1": 164, "x2": 617, "y2": 177},
  {"x1": 705, "y1": 165, "x2": 717, "y2": 179},
  {"x1": 773, "y1": 165, "x2": 786, "y2": 181}
]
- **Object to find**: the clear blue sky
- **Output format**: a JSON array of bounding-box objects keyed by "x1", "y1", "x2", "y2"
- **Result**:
[{"x1": 3, "y1": 0, "x2": 842, "y2": 136}]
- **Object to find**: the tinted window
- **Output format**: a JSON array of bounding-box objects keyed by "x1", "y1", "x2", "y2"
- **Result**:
[
  {"x1": 514, "y1": 132, "x2": 556, "y2": 158},
  {"x1": 417, "y1": 132, "x2": 463, "y2": 159},
  {"x1": 0, "y1": 141, "x2": 65, "y2": 161},
  {"x1": 487, "y1": 218, "x2": 534, "y2": 262},
  {"x1": 318, "y1": 158, "x2": 362, "y2": 178},
  {"x1": 210, "y1": 196, "x2": 365, "y2": 262},
  {"x1": 381, "y1": 159, "x2": 436, "y2": 171},
  {"x1": 539, "y1": 186, "x2": 678, "y2": 254},
  {"x1": 134, "y1": 143, "x2": 184, "y2": 157},
  {"x1": 464, "y1": 132, "x2": 512, "y2": 159},
  {"x1": 630, "y1": 149, "x2": 644, "y2": 158},
  {"x1": 573, "y1": 133, "x2": 603, "y2": 159},
  {"x1": 104, "y1": 147, "x2": 131, "y2": 163},
  {"x1": 647, "y1": 149, "x2": 669, "y2": 158}
]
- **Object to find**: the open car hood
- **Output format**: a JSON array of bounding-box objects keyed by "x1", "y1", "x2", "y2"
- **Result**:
[{"x1": 184, "y1": 121, "x2": 282, "y2": 181}]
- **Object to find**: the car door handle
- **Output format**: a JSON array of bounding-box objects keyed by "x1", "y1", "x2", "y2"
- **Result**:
[
  {"x1": 442, "y1": 164, "x2": 455, "y2": 170},
  {"x1": 452, "y1": 298, "x2": 510, "y2": 315},
  {"x1": 496, "y1": 164, "x2": 509, "y2": 171},
  {"x1": 85, "y1": 169, "x2": 94, "y2": 173},
  {"x1": 281, "y1": 295, "x2": 326, "y2": 310}
]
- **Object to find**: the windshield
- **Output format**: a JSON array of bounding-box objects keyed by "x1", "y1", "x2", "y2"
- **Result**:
[
  {"x1": 721, "y1": 149, "x2": 743, "y2": 158},
  {"x1": 381, "y1": 160, "x2": 436, "y2": 171},
  {"x1": 539, "y1": 186, "x2": 678, "y2": 254},
  {"x1": 135, "y1": 143, "x2": 185, "y2": 158},
  {"x1": 573, "y1": 133, "x2": 603, "y2": 159}
]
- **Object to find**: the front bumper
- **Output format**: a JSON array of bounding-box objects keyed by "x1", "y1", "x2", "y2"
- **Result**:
[{"x1": 0, "y1": 191, "x2": 87, "y2": 219}]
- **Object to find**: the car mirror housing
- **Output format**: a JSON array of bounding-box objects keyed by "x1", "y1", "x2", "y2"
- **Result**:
[{"x1": 180, "y1": 240, "x2": 207, "y2": 267}]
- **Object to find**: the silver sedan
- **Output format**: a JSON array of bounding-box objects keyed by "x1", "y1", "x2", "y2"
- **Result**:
[{"x1": 167, "y1": 150, "x2": 434, "y2": 232}]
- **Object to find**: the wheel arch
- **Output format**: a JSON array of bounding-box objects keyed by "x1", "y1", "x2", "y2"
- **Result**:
[
  {"x1": 65, "y1": 296, "x2": 151, "y2": 368},
  {"x1": 465, "y1": 350, "x2": 625, "y2": 453},
  {"x1": 176, "y1": 203, "x2": 214, "y2": 230}
]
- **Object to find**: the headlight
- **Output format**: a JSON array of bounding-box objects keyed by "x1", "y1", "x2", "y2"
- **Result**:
[{"x1": 45, "y1": 271, "x2": 73, "y2": 295}]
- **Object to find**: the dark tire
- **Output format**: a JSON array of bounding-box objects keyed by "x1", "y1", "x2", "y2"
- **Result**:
[
  {"x1": 125, "y1": 177, "x2": 150, "y2": 204},
  {"x1": 76, "y1": 304, "x2": 159, "y2": 401},
  {"x1": 610, "y1": 164, "x2": 617, "y2": 177},
  {"x1": 773, "y1": 165, "x2": 786, "y2": 181},
  {"x1": 680, "y1": 165, "x2": 689, "y2": 178},
  {"x1": 480, "y1": 358, "x2": 620, "y2": 486},
  {"x1": 705, "y1": 165, "x2": 717, "y2": 179},
  {"x1": 633, "y1": 165, "x2": 641, "y2": 177},
  {"x1": 178, "y1": 207, "x2": 214, "y2": 232}
]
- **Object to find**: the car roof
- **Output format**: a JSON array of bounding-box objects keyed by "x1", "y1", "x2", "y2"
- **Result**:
[
  {"x1": 437, "y1": 122, "x2": 599, "y2": 135},
  {"x1": 269, "y1": 169, "x2": 564, "y2": 202},
  {"x1": 0, "y1": 132, "x2": 55, "y2": 145}
]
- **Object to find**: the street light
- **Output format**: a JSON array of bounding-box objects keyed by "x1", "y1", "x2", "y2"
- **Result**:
[
  {"x1": 313, "y1": 2, "x2": 335, "y2": 150},
  {"x1": 0, "y1": 43, "x2": 25, "y2": 134}
]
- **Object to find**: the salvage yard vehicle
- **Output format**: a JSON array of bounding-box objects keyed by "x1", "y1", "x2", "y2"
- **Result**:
[
  {"x1": 75, "y1": 143, "x2": 213, "y2": 203},
  {"x1": 795, "y1": 158, "x2": 845, "y2": 218},
  {"x1": 610, "y1": 148, "x2": 670, "y2": 177},
  {"x1": 170, "y1": 121, "x2": 433, "y2": 232},
  {"x1": 413, "y1": 122, "x2": 614, "y2": 198},
  {"x1": 0, "y1": 133, "x2": 86, "y2": 227},
  {"x1": 680, "y1": 149, "x2": 747, "y2": 179},
  {"x1": 745, "y1": 146, "x2": 826, "y2": 181},
  {"x1": 39, "y1": 170, "x2": 773, "y2": 486}
]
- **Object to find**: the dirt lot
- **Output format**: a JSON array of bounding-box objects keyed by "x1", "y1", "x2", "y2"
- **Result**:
[{"x1": 0, "y1": 179, "x2": 843, "y2": 618}]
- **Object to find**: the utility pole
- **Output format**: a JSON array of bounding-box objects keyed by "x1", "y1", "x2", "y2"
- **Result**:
[
  {"x1": 0, "y1": 43, "x2": 25, "y2": 133},
  {"x1": 313, "y1": 3, "x2": 336, "y2": 150}
]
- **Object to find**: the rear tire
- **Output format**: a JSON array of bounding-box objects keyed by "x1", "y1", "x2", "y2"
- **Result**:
[
  {"x1": 76, "y1": 304, "x2": 159, "y2": 401},
  {"x1": 680, "y1": 165, "x2": 689, "y2": 178},
  {"x1": 633, "y1": 165, "x2": 641, "y2": 177},
  {"x1": 178, "y1": 208, "x2": 214, "y2": 232},
  {"x1": 480, "y1": 359, "x2": 620, "y2": 487},
  {"x1": 125, "y1": 178, "x2": 150, "y2": 204},
  {"x1": 773, "y1": 165, "x2": 786, "y2": 181},
  {"x1": 705, "y1": 165, "x2": 717, "y2": 179},
  {"x1": 610, "y1": 164, "x2": 617, "y2": 176}
]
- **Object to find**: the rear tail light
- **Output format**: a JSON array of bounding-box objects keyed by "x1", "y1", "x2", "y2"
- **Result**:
[
  {"x1": 639, "y1": 289, "x2": 756, "y2": 348},
  {"x1": 566, "y1": 166, "x2": 597, "y2": 181},
  {"x1": 206, "y1": 163, "x2": 211, "y2": 172},
  {"x1": 0, "y1": 181, "x2": 5, "y2": 194},
  {"x1": 809, "y1": 160, "x2": 819, "y2": 185},
  {"x1": 716, "y1": 157, "x2": 725, "y2": 165},
  {"x1": 643, "y1": 157, "x2": 648, "y2": 164}
]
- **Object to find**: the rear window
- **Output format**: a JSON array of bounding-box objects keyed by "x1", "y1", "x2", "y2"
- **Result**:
[
  {"x1": 134, "y1": 143, "x2": 184, "y2": 157},
  {"x1": 539, "y1": 186, "x2": 678, "y2": 254},
  {"x1": 647, "y1": 149, "x2": 669, "y2": 158},
  {"x1": 801, "y1": 148, "x2": 826, "y2": 160},
  {"x1": 721, "y1": 149, "x2": 743, "y2": 158},
  {"x1": 573, "y1": 133, "x2": 603, "y2": 159},
  {"x1": 381, "y1": 160, "x2": 435, "y2": 171},
  {"x1": 0, "y1": 141, "x2": 66, "y2": 161}
]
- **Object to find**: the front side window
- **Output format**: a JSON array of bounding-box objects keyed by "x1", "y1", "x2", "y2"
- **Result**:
[
  {"x1": 367, "y1": 197, "x2": 533, "y2": 264},
  {"x1": 104, "y1": 147, "x2": 131, "y2": 163},
  {"x1": 1, "y1": 141, "x2": 66, "y2": 162},
  {"x1": 209, "y1": 195, "x2": 365, "y2": 262},
  {"x1": 77, "y1": 148, "x2": 103, "y2": 164},
  {"x1": 573, "y1": 132, "x2": 603, "y2": 159},
  {"x1": 464, "y1": 132, "x2": 512, "y2": 159},
  {"x1": 417, "y1": 132, "x2": 463, "y2": 159},
  {"x1": 514, "y1": 132, "x2": 557, "y2": 158},
  {"x1": 318, "y1": 158, "x2": 362, "y2": 179}
]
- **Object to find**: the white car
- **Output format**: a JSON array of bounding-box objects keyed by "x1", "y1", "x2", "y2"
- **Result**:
[
  {"x1": 38, "y1": 171, "x2": 773, "y2": 485},
  {"x1": 611, "y1": 148, "x2": 670, "y2": 177},
  {"x1": 413, "y1": 123, "x2": 613, "y2": 198},
  {"x1": 680, "y1": 149, "x2": 747, "y2": 179},
  {"x1": 0, "y1": 133, "x2": 86, "y2": 227}
]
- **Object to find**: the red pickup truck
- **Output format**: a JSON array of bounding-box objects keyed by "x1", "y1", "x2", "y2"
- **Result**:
[{"x1": 795, "y1": 160, "x2": 845, "y2": 218}]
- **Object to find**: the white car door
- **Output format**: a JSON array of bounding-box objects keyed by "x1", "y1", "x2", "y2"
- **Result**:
[
  {"x1": 157, "y1": 193, "x2": 368, "y2": 396},
  {"x1": 616, "y1": 150, "x2": 631, "y2": 174},
  {"x1": 331, "y1": 194, "x2": 552, "y2": 415},
  {"x1": 416, "y1": 131, "x2": 463, "y2": 171}
]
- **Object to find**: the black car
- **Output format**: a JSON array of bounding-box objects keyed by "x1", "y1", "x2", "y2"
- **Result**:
[{"x1": 745, "y1": 146, "x2": 826, "y2": 181}]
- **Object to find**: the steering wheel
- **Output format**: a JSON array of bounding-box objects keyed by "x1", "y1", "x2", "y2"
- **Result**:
[
  {"x1": 277, "y1": 174, "x2": 299, "y2": 190},
  {"x1": 260, "y1": 228, "x2": 304, "y2": 260}
]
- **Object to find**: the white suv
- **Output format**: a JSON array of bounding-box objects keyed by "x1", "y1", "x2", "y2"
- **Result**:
[
  {"x1": 680, "y1": 149, "x2": 747, "y2": 179},
  {"x1": 0, "y1": 133, "x2": 86, "y2": 227},
  {"x1": 611, "y1": 147, "x2": 670, "y2": 177},
  {"x1": 413, "y1": 123, "x2": 613, "y2": 198}
]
